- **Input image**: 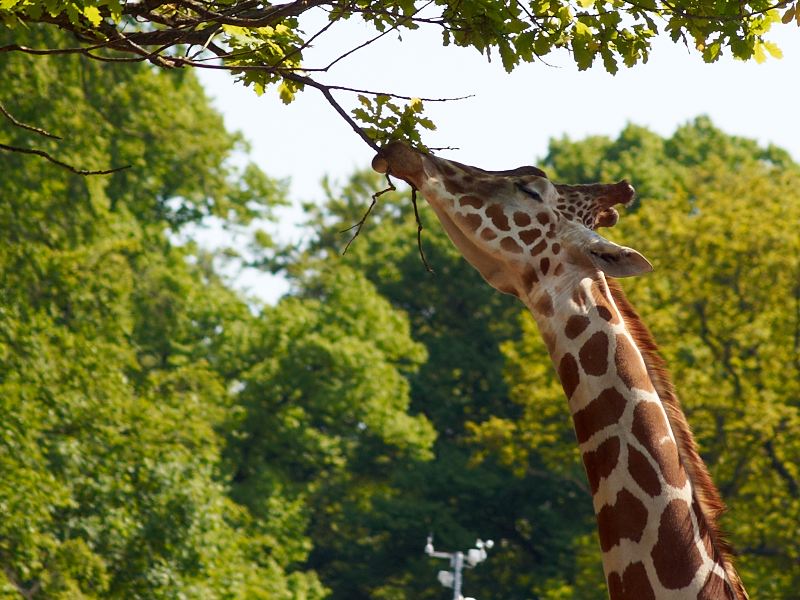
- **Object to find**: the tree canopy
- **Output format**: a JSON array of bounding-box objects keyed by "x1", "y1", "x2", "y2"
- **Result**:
[
  {"x1": 2, "y1": 26, "x2": 798, "y2": 597},
  {"x1": 1, "y1": 0, "x2": 799, "y2": 159},
  {"x1": 1, "y1": 27, "x2": 431, "y2": 598}
]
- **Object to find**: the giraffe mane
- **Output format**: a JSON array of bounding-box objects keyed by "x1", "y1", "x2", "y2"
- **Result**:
[{"x1": 606, "y1": 278, "x2": 749, "y2": 600}]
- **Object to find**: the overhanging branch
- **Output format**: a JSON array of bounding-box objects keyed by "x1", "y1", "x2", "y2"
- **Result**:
[
  {"x1": 0, "y1": 143, "x2": 130, "y2": 176},
  {"x1": 0, "y1": 102, "x2": 61, "y2": 140}
]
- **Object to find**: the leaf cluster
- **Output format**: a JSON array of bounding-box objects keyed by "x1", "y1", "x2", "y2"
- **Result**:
[
  {"x1": 0, "y1": 28, "x2": 288, "y2": 599},
  {"x1": 1, "y1": 26, "x2": 446, "y2": 599},
  {"x1": 1, "y1": 0, "x2": 794, "y2": 152}
]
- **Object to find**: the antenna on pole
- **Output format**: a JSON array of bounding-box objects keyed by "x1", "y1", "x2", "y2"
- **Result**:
[{"x1": 424, "y1": 534, "x2": 494, "y2": 600}]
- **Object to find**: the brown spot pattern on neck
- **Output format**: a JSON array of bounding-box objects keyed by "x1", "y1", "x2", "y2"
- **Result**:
[
  {"x1": 606, "y1": 279, "x2": 748, "y2": 600},
  {"x1": 607, "y1": 562, "x2": 656, "y2": 600},
  {"x1": 597, "y1": 488, "x2": 648, "y2": 552}
]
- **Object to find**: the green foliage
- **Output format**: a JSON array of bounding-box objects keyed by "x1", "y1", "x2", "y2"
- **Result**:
[
  {"x1": 0, "y1": 27, "x2": 283, "y2": 230},
  {"x1": 228, "y1": 263, "x2": 435, "y2": 501},
  {"x1": 1, "y1": 0, "x2": 796, "y2": 148},
  {"x1": 1, "y1": 27, "x2": 443, "y2": 597},
  {"x1": 225, "y1": 264, "x2": 437, "y2": 599},
  {"x1": 351, "y1": 95, "x2": 436, "y2": 150},
  {"x1": 222, "y1": 21, "x2": 305, "y2": 100},
  {"x1": 3, "y1": 25, "x2": 798, "y2": 597},
  {"x1": 0, "y1": 26, "x2": 316, "y2": 599}
]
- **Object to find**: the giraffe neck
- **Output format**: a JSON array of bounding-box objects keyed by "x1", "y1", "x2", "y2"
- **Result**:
[{"x1": 522, "y1": 275, "x2": 745, "y2": 600}]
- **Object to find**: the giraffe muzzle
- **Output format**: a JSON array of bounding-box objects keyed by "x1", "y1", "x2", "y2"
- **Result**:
[{"x1": 371, "y1": 142, "x2": 426, "y2": 188}]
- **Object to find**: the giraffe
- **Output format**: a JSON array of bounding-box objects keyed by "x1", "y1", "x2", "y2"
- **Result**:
[{"x1": 371, "y1": 142, "x2": 748, "y2": 600}]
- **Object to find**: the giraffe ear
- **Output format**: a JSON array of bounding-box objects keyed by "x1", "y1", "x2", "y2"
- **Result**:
[{"x1": 586, "y1": 237, "x2": 653, "y2": 278}]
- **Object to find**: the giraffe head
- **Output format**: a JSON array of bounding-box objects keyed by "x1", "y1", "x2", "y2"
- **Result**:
[{"x1": 372, "y1": 142, "x2": 652, "y2": 304}]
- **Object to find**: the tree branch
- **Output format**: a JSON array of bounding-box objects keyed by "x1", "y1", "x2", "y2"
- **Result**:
[
  {"x1": 320, "y1": 21, "x2": 397, "y2": 72},
  {"x1": 625, "y1": 0, "x2": 791, "y2": 21},
  {"x1": 763, "y1": 438, "x2": 799, "y2": 497},
  {"x1": 320, "y1": 0, "x2": 435, "y2": 72},
  {"x1": 410, "y1": 186, "x2": 433, "y2": 272},
  {"x1": 274, "y1": 11, "x2": 338, "y2": 67},
  {"x1": 302, "y1": 81, "x2": 474, "y2": 102},
  {"x1": 341, "y1": 174, "x2": 395, "y2": 253},
  {"x1": 0, "y1": 143, "x2": 130, "y2": 176},
  {"x1": 169, "y1": 0, "x2": 331, "y2": 27},
  {"x1": 739, "y1": 545, "x2": 797, "y2": 560},
  {"x1": 693, "y1": 300, "x2": 744, "y2": 397},
  {"x1": 0, "y1": 101, "x2": 62, "y2": 140},
  {"x1": 717, "y1": 448, "x2": 751, "y2": 498},
  {"x1": 0, "y1": 42, "x2": 109, "y2": 56},
  {"x1": 2, "y1": 565, "x2": 40, "y2": 600}
]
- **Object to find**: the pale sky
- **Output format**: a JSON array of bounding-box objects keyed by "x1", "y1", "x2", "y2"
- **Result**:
[{"x1": 196, "y1": 12, "x2": 800, "y2": 302}]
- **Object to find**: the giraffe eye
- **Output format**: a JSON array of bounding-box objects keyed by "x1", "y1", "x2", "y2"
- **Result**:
[{"x1": 517, "y1": 183, "x2": 543, "y2": 202}]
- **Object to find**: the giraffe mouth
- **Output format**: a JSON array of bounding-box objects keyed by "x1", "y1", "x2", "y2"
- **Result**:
[{"x1": 371, "y1": 142, "x2": 426, "y2": 189}]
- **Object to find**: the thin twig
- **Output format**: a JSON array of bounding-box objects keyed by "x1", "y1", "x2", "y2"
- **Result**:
[
  {"x1": 0, "y1": 42, "x2": 109, "y2": 55},
  {"x1": 0, "y1": 143, "x2": 130, "y2": 175},
  {"x1": 411, "y1": 186, "x2": 433, "y2": 272},
  {"x1": 0, "y1": 102, "x2": 62, "y2": 140},
  {"x1": 321, "y1": 23, "x2": 396, "y2": 72},
  {"x1": 341, "y1": 173, "x2": 396, "y2": 254},
  {"x1": 321, "y1": 83, "x2": 473, "y2": 103},
  {"x1": 274, "y1": 8, "x2": 338, "y2": 67},
  {"x1": 185, "y1": 58, "x2": 474, "y2": 102},
  {"x1": 321, "y1": 0, "x2": 435, "y2": 72}
]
